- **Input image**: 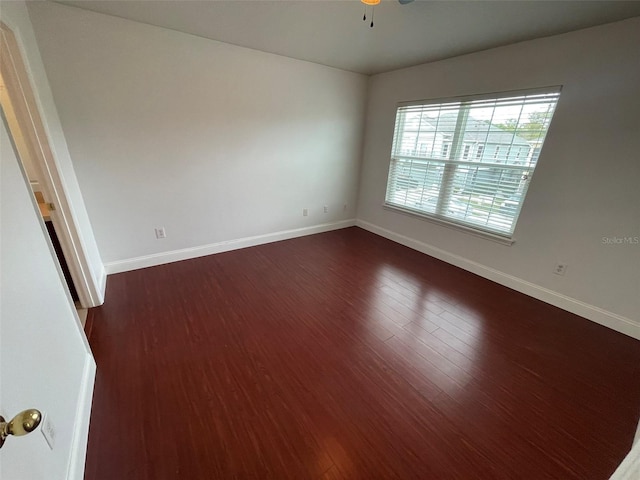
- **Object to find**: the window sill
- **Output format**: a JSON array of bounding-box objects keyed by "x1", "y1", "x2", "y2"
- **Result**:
[{"x1": 383, "y1": 204, "x2": 515, "y2": 246}]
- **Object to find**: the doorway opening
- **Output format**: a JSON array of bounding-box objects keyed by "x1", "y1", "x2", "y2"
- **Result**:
[
  {"x1": 0, "y1": 70, "x2": 88, "y2": 325},
  {"x1": 1, "y1": 21, "x2": 99, "y2": 322}
]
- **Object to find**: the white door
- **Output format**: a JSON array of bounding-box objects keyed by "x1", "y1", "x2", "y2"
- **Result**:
[{"x1": 0, "y1": 113, "x2": 96, "y2": 478}]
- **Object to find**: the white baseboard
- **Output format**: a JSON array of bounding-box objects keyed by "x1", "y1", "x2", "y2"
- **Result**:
[
  {"x1": 104, "y1": 219, "x2": 357, "y2": 275},
  {"x1": 96, "y1": 265, "x2": 106, "y2": 304},
  {"x1": 66, "y1": 353, "x2": 96, "y2": 480},
  {"x1": 356, "y1": 220, "x2": 640, "y2": 340}
]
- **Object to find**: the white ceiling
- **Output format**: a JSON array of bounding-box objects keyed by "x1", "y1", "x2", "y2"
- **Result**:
[{"x1": 55, "y1": 0, "x2": 640, "y2": 75}]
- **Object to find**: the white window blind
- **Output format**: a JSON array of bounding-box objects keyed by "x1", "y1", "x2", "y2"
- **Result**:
[{"x1": 385, "y1": 88, "x2": 560, "y2": 238}]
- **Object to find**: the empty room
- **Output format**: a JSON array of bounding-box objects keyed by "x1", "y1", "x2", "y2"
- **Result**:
[{"x1": 1, "y1": 1, "x2": 639, "y2": 479}]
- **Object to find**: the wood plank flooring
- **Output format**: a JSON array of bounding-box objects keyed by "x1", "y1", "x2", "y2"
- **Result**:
[{"x1": 84, "y1": 227, "x2": 640, "y2": 479}]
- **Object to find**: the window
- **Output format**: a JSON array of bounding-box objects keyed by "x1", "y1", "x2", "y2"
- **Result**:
[
  {"x1": 385, "y1": 88, "x2": 560, "y2": 238},
  {"x1": 442, "y1": 143, "x2": 450, "y2": 158}
]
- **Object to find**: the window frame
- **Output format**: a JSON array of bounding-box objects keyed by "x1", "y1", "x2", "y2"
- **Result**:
[
  {"x1": 384, "y1": 87, "x2": 561, "y2": 243},
  {"x1": 462, "y1": 144, "x2": 471, "y2": 160}
]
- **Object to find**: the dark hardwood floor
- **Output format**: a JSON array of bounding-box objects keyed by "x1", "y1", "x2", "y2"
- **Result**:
[{"x1": 84, "y1": 227, "x2": 640, "y2": 479}]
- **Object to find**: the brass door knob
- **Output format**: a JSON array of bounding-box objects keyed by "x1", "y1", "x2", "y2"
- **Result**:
[{"x1": 0, "y1": 409, "x2": 42, "y2": 449}]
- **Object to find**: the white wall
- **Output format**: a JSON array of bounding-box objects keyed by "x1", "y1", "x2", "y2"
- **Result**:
[
  {"x1": 27, "y1": 2, "x2": 368, "y2": 270},
  {"x1": 0, "y1": 1, "x2": 105, "y2": 303},
  {"x1": 357, "y1": 18, "x2": 640, "y2": 333}
]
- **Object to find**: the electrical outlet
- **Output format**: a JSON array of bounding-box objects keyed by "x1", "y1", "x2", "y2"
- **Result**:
[
  {"x1": 553, "y1": 263, "x2": 568, "y2": 276},
  {"x1": 155, "y1": 227, "x2": 166, "y2": 239},
  {"x1": 303, "y1": 208, "x2": 308, "y2": 217},
  {"x1": 41, "y1": 413, "x2": 56, "y2": 450},
  {"x1": 323, "y1": 205, "x2": 328, "y2": 213}
]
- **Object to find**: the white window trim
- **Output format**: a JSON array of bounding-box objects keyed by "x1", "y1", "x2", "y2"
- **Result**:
[
  {"x1": 385, "y1": 86, "x2": 561, "y2": 240},
  {"x1": 383, "y1": 203, "x2": 515, "y2": 246},
  {"x1": 397, "y1": 85, "x2": 562, "y2": 109}
]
